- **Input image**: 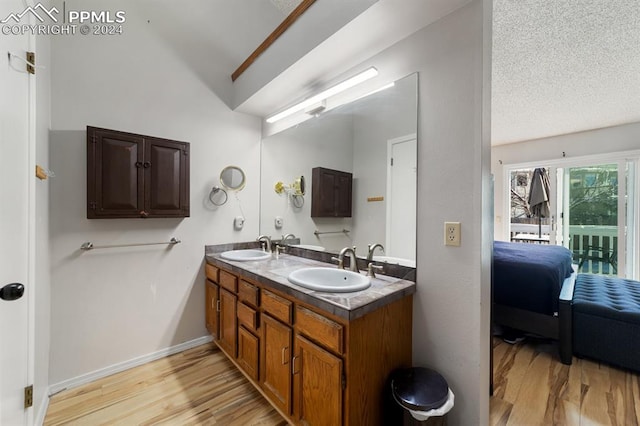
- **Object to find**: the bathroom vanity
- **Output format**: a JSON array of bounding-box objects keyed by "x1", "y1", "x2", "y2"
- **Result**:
[{"x1": 204, "y1": 244, "x2": 415, "y2": 426}]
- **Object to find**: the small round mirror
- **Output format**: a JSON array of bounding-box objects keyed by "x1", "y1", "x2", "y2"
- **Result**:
[
  {"x1": 209, "y1": 186, "x2": 228, "y2": 206},
  {"x1": 293, "y1": 176, "x2": 305, "y2": 196},
  {"x1": 220, "y1": 166, "x2": 246, "y2": 191}
]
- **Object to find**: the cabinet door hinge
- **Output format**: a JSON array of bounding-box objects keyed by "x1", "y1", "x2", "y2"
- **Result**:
[
  {"x1": 342, "y1": 373, "x2": 346, "y2": 390},
  {"x1": 24, "y1": 385, "x2": 33, "y2": 408},
  {"x1": 26, "y1": 52, "x2": 35, "y2": 74},
  {"x1": 390, "y1": 157, "x2": 394, "y2": 166},
  {"x1": 89, "y1": 201, "x2": 97, "y2": 209}
]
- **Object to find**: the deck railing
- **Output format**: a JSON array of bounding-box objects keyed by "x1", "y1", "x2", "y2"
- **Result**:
[{"x1": 509, "y1": 223, "x2": 618, "y2": 276}]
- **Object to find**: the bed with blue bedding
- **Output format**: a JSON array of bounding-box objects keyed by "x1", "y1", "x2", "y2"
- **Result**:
[{"x1": 493, "y1": 241, "x2": 577, "y2": 364}]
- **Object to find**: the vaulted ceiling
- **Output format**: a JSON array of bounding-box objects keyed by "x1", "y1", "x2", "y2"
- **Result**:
[{"x1": 139, "y1": 0, "x2": 639, "y2": 146}]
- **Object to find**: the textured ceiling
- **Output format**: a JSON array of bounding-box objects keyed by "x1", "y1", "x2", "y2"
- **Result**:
[{"x1": 492, "y1": 0, "x2": 640, "y2": 145}]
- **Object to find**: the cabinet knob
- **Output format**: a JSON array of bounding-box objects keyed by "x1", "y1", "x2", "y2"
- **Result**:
[
  {"x1": 143, "y1": 161, "x2": 151, "y2": 168},
  {"x1": 135, "y1": 161, "x2": 143, "y2": 168},
  {"x1": 139, "y1": 210, "x2": 149, "y2": 218}
]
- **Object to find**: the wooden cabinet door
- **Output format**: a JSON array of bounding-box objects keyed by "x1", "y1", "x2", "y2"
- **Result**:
[
  {"x1": 237, "y1": 326, "x2": 259, "y2": 381},
  {"x1": 205, "y1": 280, "x2": 219, "y2": 339},
  {"x1": 334, "y1": 172, "x2": 352, "y2": 217},
  {"x1": 261, "y1": 314, "x2": 292, "y2": 415},
  {"x1": 311, "y1": 167, "x2": 352, "y2": 217},
  {"x1": 293, "y1": 335, "x2": 343, "y2": 426},
  {"x1": 144, "y1": 137, "x2": 190, "y2": 217},
  {"x1": 218, "y1": 288, "x2": 237, "y2": 358},
  {"x1": 87, "y1": 127, "x2": 144, "y2": 218},
  {"x1": 87, "y1": 126, "x2": 189, "y2": 219}
]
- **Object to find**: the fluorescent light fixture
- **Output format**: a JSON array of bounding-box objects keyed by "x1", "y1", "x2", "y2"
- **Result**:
[
  {"x1": 266, "y1": 67, "x2": 379, "y2": 123},
  {"x1": 350, "y1": 82, "x2": 395, "y2": 103}
]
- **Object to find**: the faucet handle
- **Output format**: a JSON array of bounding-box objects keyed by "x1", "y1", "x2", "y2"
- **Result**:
[{"x1": 367, "y1": 263, "x2": 384, "y2": 278}]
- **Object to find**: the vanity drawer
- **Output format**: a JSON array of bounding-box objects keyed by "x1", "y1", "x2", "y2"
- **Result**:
[
  {"x1": 219, "y1": 270, "x2": 238, "y2": 293},
  {"x1": 205, "y1": 263, "x2": 219, "y2": 283},
  {"x1": 237, "y1": 302, "x2": 258, "y2": 332},
  {"x1": 238, "y1": 280, "x2": 259, "y2": 307},
  {"x1": 262, "y1": 290, "x2": 292, "y2": 325},
  {"x1": 296, "y1": 306, "x2": 344, "y2": 354}
]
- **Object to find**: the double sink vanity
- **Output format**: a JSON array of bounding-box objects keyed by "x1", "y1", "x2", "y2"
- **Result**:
[{"x1": 204, "y1": 240, "x2": 416, "y2": 425}]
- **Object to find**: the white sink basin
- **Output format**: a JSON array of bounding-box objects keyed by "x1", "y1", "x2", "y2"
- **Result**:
[
  {"x1": 288, "y1": 267, "x2": 371, "y2": 292},
  {"x1": 291, "y1": 244, "x2": 326, "y2": 251},
  {"x1": 372, "y1": 255, "x2": 416, "y2": 268},
  {"x1": 220, "y1": 249, "x2": 271, "y2": 262}
]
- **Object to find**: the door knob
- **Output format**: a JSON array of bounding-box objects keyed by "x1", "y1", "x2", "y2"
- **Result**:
[{"x1": 0, "y1": 283, "x2": 24, "y2": 301}]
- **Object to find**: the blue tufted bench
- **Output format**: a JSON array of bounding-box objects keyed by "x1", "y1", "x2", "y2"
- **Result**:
[{"x1": 573, "y1": 274, "x2": 640, "y2": 372}]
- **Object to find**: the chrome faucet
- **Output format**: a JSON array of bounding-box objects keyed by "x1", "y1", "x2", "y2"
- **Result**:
[
  {"x1": 257, "y1": 235, "x2": 272, "y2": 253},
  {"x1": 366, "y1": 243, "x2": 385, "y2": 262},
  {"x1": 334, "y1": 246, "x2": 359, "y2": 272},
  {"x1": 281, "y1": 233, "x2": 296, "y2": 245}
]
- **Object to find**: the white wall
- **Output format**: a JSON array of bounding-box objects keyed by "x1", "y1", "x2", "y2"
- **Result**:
[
  {"x1": 49, "y1": 3, "x2": 262, "y2": 384},
  {"x1": 492, "y1": 121, "x2": 640, "y2": 240},
  {"x1": 325, "y1": 1, "x2": 491, "y2": 423},
  {"x1": 34, "y1": 31, "x2": 51, "y2": 422}
]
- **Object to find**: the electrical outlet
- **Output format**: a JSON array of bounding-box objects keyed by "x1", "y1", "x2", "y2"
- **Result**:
[
  {"x1": 444, "y1": 222, "x2": 461, "y2": 246},
  {"x1": 274, "y1": 216, "x2": 283, "y2": 229}
]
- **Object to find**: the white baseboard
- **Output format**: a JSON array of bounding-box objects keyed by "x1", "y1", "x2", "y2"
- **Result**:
[{"x1": 48, "y1": 335, "x2": 213, "y2": 396}]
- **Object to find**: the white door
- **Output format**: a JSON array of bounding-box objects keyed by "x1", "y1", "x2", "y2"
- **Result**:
[
  {"x1": 386, "y1": 135, "x2": 417, "y2": 260},
  {"x1": 0, "y1": 1, "x2": 33, "y2": 423}
]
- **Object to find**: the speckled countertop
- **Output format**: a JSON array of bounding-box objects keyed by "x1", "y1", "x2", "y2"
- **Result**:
[{"x1": 205, "y1": 243, "x2": 416, "y2": 321}]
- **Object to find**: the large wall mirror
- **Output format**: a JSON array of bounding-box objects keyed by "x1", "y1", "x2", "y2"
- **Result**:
[{"x1": 260, "y1": 73, "x2": 418, "y2": 266}]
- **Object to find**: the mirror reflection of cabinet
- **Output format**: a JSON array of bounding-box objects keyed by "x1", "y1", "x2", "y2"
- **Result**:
[
  {"x1": 311, "y1": 167, "x2": 352, "y2": 218},
  {"x1": 86, "y1": 126, "x2": 190, "y2": 219}
]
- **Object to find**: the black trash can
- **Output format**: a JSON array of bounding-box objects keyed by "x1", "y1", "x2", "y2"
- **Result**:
[{"x1": 387, "y1": 367, "x2": 454, "y2": 425}]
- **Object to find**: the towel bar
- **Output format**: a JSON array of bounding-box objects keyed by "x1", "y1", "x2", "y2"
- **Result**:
[{"x1": 80, "y1": 237, "x2": 181, "y2": 250}]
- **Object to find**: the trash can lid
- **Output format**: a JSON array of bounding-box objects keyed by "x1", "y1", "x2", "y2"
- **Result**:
[{"x1": 391, "y1": 367, "x2": 449, "y2": 412}]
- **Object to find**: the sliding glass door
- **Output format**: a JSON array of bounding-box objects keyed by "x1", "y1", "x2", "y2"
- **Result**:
[
  {"x1": 559, "y1": 160, "x2": 636, "y2": 278},
  {"x1": 507, "y1": 158, "x2": 638, "y2": 279}
]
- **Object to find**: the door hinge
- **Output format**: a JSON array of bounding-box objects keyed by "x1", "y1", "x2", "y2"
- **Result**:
[
  {"x1": 342, "y1": 373, "x2": 346, "y2": 390},
  {"x1": 92, "y1": 135, "x2": 97, "y2": 144},
  {"x1": 24, "y1": 385, "x2": 33, "y2": 408},
  {"x1": 26, "y1": 52, "x2": 35, "y2": 75},
  {"x1": 390, "y1": 158, "x2": 394, "y2": 166}
]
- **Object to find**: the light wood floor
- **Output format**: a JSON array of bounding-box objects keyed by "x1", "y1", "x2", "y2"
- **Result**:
[
  {"x1": 44, "y1": 343, "x2": 286, "y2": 425},
  {"x1": 45, "y1": 339, "x2": 640, "y2": 425},
  {"x1": 491, "y1": 337, "x2": 640, "y2": 426}
]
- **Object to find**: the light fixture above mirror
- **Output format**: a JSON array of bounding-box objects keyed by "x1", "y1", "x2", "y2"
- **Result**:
[{"x1": 265, "y1": 67, "x2": 379, "y2": 124}]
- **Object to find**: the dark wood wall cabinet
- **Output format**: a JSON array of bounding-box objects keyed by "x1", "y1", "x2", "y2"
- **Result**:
[
  {"x1": 311, "y1": 167, "x2": 353, "y2": 217},
  {"x1": 87, "y1": 126, "x2": 190, "y2": 219}
]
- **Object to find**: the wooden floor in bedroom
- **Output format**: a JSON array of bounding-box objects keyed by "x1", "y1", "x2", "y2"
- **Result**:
[
  {"x1": 491, "y1": 337, "x2": 640, "y2": 426},
  {"x1": 44, "y1": 343, "x2": 286, "y2": 426}
]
